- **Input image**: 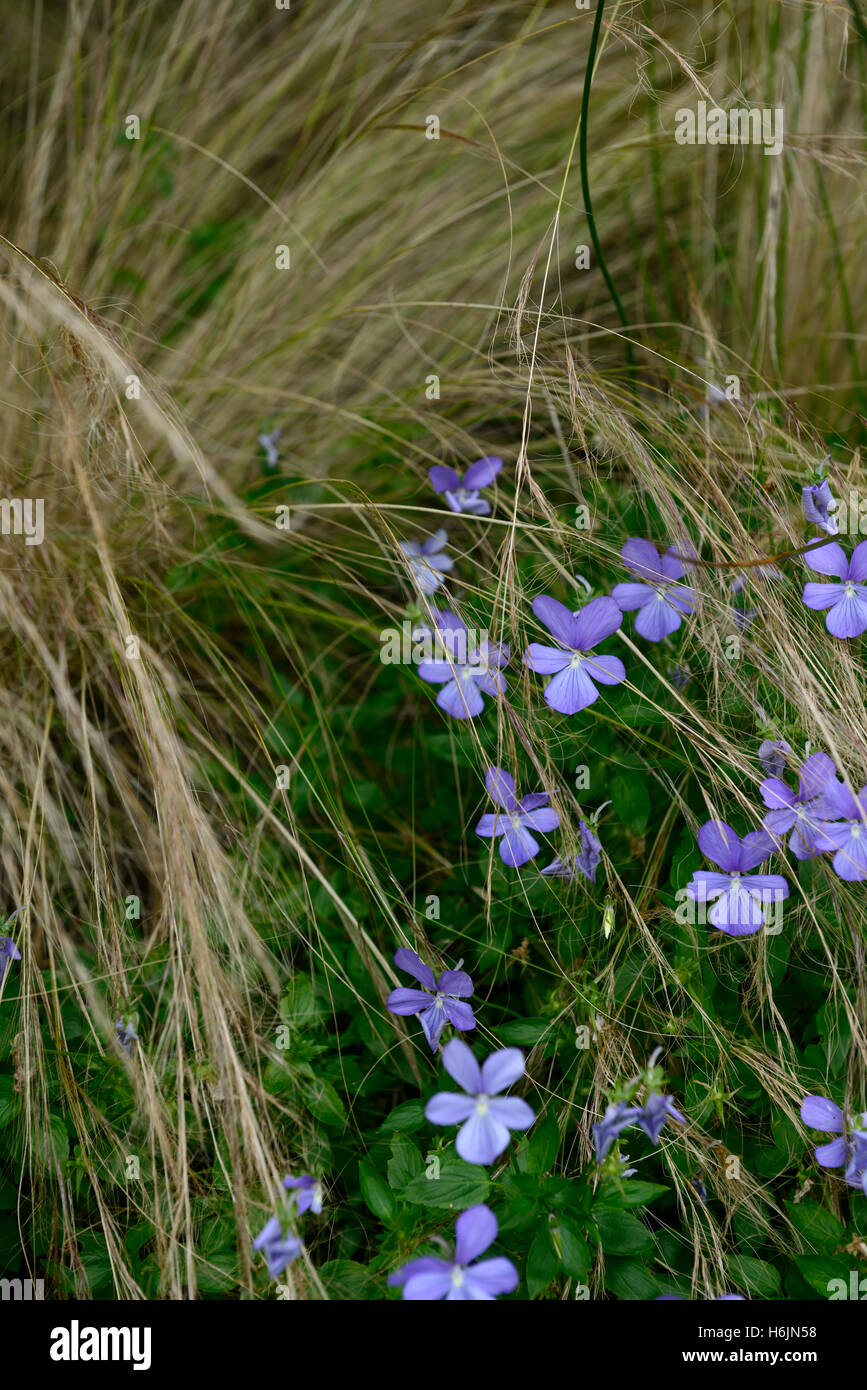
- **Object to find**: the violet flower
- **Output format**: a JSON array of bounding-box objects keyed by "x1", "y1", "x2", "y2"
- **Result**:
[
  {"x1": 475, "y1": 767, "x2": 559, "y2": 869},
  {"x1": 802, "y1": 540, "x2": 867, "y2": 638},
  {"x1": 115, "y1": 1018, "x2": 138, "y2": 1057},
  {"x1": 388, "y1": 1204, "x2": 518, "y2": 1300},
  {"x1": 283, "y1": 1173, "x2": 324, "y2": 1215},
  {"x1": 428, "y1": 457, "x2": 502, "y2": 515},
  {"x1": 611, "y1": 539, "x2": 697, "y2": 642},
  {"x1": 399, "y1": 530, "x2": 454, "y2": 596},
  {"x1": 257, "y1": 428, "x2": 282, "y2": 469},
  {"x1": 252, "y1": 1216, "x2": 302, "y2": 1280},
  {"x1": 685, "y1": 821, "x2": 789, "y2": 936},
  {"x1": 425, "y1": 1038, "x2": 534, "y2": 1164},
  {"x1": 632, "y1": 1093, "x2": 686, "y2": 1144},
  {"x1": 542, "y1": 820, "x2": 602, "y2": 883},
  {"x1": 800, "y1": 1095, "x2": 867, "y2": 1196},
  {"x1": 417, "y1": 611, "x2": 509, "y2": 719},
  {"x1": 802, "y1": 478, "x2": 838, "y2": 535},
  {"x1": 813, "y1": 782, "x2": 867, "y2": 881},
  {"x1": 760, "y1": 751, "x2": 841, "y2": 860},
  {"x1": 758, "y1": 739, "x2": 792, "y2": 779},
  {"x1": 523, "y1": 595, "x2": 625, "y2": 714},
  {"x1": 386, "y1": 947, "x2": 476, "y2": 1051},
  {"x1": 593, "y1": 1101, "x2": 641, "y2": 1163},
  {"x1": 0, "y1": 936, "x2": 21, "y2": 980}
]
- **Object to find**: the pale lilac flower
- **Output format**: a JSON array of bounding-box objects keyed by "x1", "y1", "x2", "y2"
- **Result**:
[
  {"x1": 388, "y1": 1204, "x2": 518, "y2": 1300},
  {"x1": 257, "y1": 428, "x2": 282, "y2": 469},
  {"x1": 633, "y1": 1093, "x2": 686, "y2": 1143},
  {"x1": 611, "y1": 539, "x2": 697, "y2": 641},
  {"x1": 760, "y1": 751, "x2": 841, "y2": 860},
  {"x1": 428, "y1": 457, "x2": 503, "y2": 516},
  {"x1": 802, "y1": 540, "x2": 867, "y2": 638},
  {"x1": 523, "y1": 595, "x2": 625, "y2": 714},
  {"x1": 542, "y1": 821, "x2": 602, "y2": 883},
  {"x1": 283, "y1": 1174, "x2": 324, "y2": 1215},
  {"x1": 685, "y1": 821, "x2": 788, "y2": 936},
  {"x1": 425, "y1": 1038, "x2": 534, "y2": 1164},
  {"x1": 800, "y1": 1095, "x2": 867, "y2": 1196},
  {"x1": 0, "y1": 936, "x2": 21, "y2": 980},
  {"x1": 802, "y1": 478, "x2": 838, "y2": 535},
  {"x1": 813, "y1": 782, "x2": 867, "y2": 881},
  {"x1": 253, "y1": 1216, "x2": 302, "y2": 1280},
  {"x1": 417, "y1": 612, "x2": 509, "y2": 719},
  {"x1": 758, "y1": 739, "x2": 792, "y2": 779},
  {"x1": 399, "y1": 530, "x2": 454, "y2": 596},
  {"x1": 475, "y1": 767, "x2": 559, "y2": 869},
  {"x1": 593, "y1": 1101, "x2": 640, "y2": 1163},
  {"x1": 386, "y1": 948, "x2": 475, "y2": 1051},
  {"x1": 115, "y1": 1018, "x2": 138, "y2": 1057}
]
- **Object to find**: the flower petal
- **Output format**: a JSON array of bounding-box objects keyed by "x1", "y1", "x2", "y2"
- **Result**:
[
  {"x1": 803, "y1": 541, "x2": 850, "y2": 577},
  {"x1": 437, "y1": 969, "x2": 474, "y2": 997},
  {"x1": 429, "y1": 465, "x2": 460, "y2": 494},
  {"x1": 463, "y1": 456, "x2": 503, "y2": 489},
  {"x1": 463, "y1": 1257, "x2": 519, "y2": 1298},
  {"x1": 393, "y1": 948, "x2": 436, "y2": 989},
  {"x1": 583, "y1": 653, "x2": 625, "y2": 685},
  {"x1": 697, "y1": 820, "x2": 742, "y2": 873},
  {"x1": 800, "y1": 1095, "x2": 844, "y2": 1132},
  {"x1": 621, "y1": 538, "x2": 664, "y2": 581},
  {"x1": 531, "y1": 595, "x2": 580, "y2": 647},
  {"x1": 386, "y1": 987, "x2": 434, "y2": 1016},
  {"x1": 543, "y1": 662, "x2": 600, "y2": 715},
  {"x1": 574, "y1": 596, "x2": 623, "y2": 650},
  {"x1": 441, "y1": 1037, "x2": 482, "y2": 1093},
  {"x1": 454, "y1": 1203, "x2": 497, "y2": 1264},
  {"x1": 499, "y1": 825, "x2": 539, "y2": 867},
  {"x1": 487, "y1": 1096, "x2": 535, "y2": 1130},
  {"x1": 425, "y1": 1092, "x2": 477, "y2": 1124},
  {"x1": 480, "y1": 1047, "x2": 525, "y2": 1095},
  {"x1": 611, "y1": 582, "x2": 654, "y2": 611},
  {"x1": 523, "y1": 643, "x2": 572, "y2": 674},
  {"x1": 485, "y1": 766, "x2": 519, "y2": 811},
  {"x1": 633, "y1": 592, "x2": 684, "y2": 641},
  {"x1": 455, "y1": 1109, "x2": 511, "y2": 1164}
]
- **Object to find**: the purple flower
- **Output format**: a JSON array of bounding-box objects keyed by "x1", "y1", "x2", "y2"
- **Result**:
[
  {"x1": 399, "y1": 529, "x2": 454, "y2": 596},
  {"x1": 388, "y1": 1204, "x2": 518, "y2": 1300},
  {"x1": 542, "y1": 821, "x2": 602, "y2": 883},
  {"x1": 425, "y1": 1038, "x2": 534, "y2": 1164},
  {"x1": 592, "y1": 1101, "x2": 641, "y2": 1163},
  {"x1": 800, "y1": 1095, "x2": 867, "y2": 1196},
  {"x1": 685, "y1": 821, "x2": 789, "y2": 936},
  {"x1": 813, "y1": 781, "x2": 867, "y2": 881},
  {"x1": 386, "y1": 948, "x2": 476, "y2": 1051},
  {"x1": 610, "y1": 539, "x2": 697, "y2": 641},
  {"x1": 632, "y1": 1093, "x2": 686, "y2": 1144},
  {"x1": 115, "y1": 1018, "x2": 138, "y2": 1056},
  {"x1": 802, "y1": 478, "x2": 838, "y2": 535},
  {"x1": 252, "y1": 1216, "x2": 302, "y2": 1280},
  {"x1": 758, "y1": 739, "x2": 792, "y2": 779},
  {"x1": 760, "y1": 751, "x2": 840, "y2": 860},
  {"x1": 282, "y1": 1173, "x2": 324, "y2": 1215},
  {"x1": 428, "y1": 457, "x2": 503, "y2": 516},
  {"x1": 802, "y1": 539, "x2": 867, "y2": 638},
  {"x1": 0, "y1": 936, "x2": 21, "y2": 980},
  {"x1": 475, "y1": 767, "x2": 559, "y2": 868},
  {"x1": 523, "y1": 595, "x2": 625, "y2": 714},
  {"x1": 417, "y1": 612, "x2": 509, "y2": 719},
  {"x1": 257, "y1": 428, "x2": 282, "y2": 469}
]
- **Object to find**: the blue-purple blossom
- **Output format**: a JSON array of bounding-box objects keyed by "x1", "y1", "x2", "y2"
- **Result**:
[
  {"x1": 417, "y1": 611, "x2": 509, "y2": 719},
  {"x1": 425, "y1": 1038, "x2": 534, "y2": 1164},
  {"x1": 428, "y1": 457, "x2": 503, "y2": 515},
  {"x1": 758, "y1": 739, "x2": 792, "y2": 779},
  {"x1": 252, "y1": 1216, "x2": 302, "y2": 1279},
  {"x1": 802, "y1": 540, "x2": 867, "y2": 638},
  {"x1": 257, "y1": 428, "x2": 282, "y2": 469},
  {"x1": 802, "y1": 478, "x2": 838, "y2": 535},
  {"x1": 632, "y1": 1093, "x2": 686, "y2": 1143},
  {"x1": 399, "y1": 530, "x2": 454, "y2": 596},
  {"x1": 592, "y1": 1101, "x2": 641, "y2": 1163},
  {"x1": 610, "y1": 539, "x2": 697, "y2": 641},
  {"x1": 283, "y1": 1173, "x2": 324, "y2": 1215},
  {"x1": 0, "y1": 936, "x2": 21, "y2": 980},
  {"x1": 115, "y1": 1018, "x2": 138, "y2": 1056},
  {"x1": 388, "y1": 1204, "x2": 518, "y2": 1300},
  {"x1": 812, "y1": 782, "x2": 867, "y2": 881},
  {"x1": 386, "y1": 947, "x2": 476, "y2": 1051},
  {"x1": 542, "y1": 820, "x2": 602, "y2": 883},
  {"x1": 685, "y1": 821, "x2": 789, "y2": 936},
  {"x1": 523, "y1": 595, "x2": 625, "y2": 714},
  {"x1": 760, "y1": 751, "x2": 841, "y2": 860},
  {"x1": 800, "y1": 1095, "x2": 867, "y2": 1196},
  {"x1": 475, "y1": 767, "x2": 559, "y2": 869}
]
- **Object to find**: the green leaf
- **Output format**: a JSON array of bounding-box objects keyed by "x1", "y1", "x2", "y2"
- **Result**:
[
  {"x1": 785, "y1": 1200, "x2": 844, "y2": 1251},
  {"x1": 359, "y1": 1161, "x2": 397, "y2": 1223},
  {"x1": 526, "y1": 1223, "x2": 559, "y2": 1297},
  {"x1": 794, "y1": 1254, "x2": 855, "y2": 1299},
  {"x1": 497, "y1": 1020, "x2": 550, "y2": 1046},
  {"x1": 604, "y1": 1259, "x2": 660, "y2": 1300},
  {"x1": 594, "y1": 1206, "x2": 653, "y2": 1257},
  {"x1": 727, "y1": 1254, "x2": 781, "y2": 1298},
  {"x1": 609, "y1": 773, "x2": 651, "y2": 836},
  {"x1": 303, "y1": 1076, "x2": 346, "y2": 1128},
  {"x1": 525, "y1": 1116, "x2": 560, "y2": 1174},
  {"x1": 387, "y1": 1134, "x2": 423, "y2": 1190},
  {"x1": 403, "y1": 1154, "x2": 489, "y2": 1211},
  {"x1": 557, "y1": 1218, "x2": 591, "y2": 1281},
  {"x1": 378, "y1": 1100, "x2": 427, "y2": 1136},
  {"x1": 598, "y1": 1181, "x2": 669, "y2": 1208},
  {"x1": 320, "y1": 1259, "x2": 378, "y2": 1300}
]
